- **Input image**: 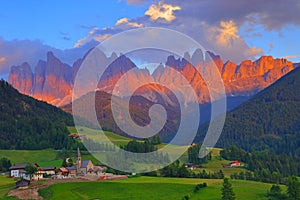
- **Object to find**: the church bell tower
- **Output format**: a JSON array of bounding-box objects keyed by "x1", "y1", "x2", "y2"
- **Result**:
[{"x1": 76, "y1": 147, "x2": 81, "y2": 174}]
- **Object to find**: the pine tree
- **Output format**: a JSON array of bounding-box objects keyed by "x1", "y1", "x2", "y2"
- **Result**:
[
  {"x1": 287, "y1": 176, "x2": 300, "y2": 200},
  {"x1": 221, "y1": 178, "x2": 235, "y2": 200}
]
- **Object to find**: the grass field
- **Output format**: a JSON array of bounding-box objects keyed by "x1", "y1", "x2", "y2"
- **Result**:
[
  {"x1": 68, "y1": 126, "x2": 133, "y2": 147},
  {"x1": 0, "y1": 176, "x2": 14, "y2": 198},
  {"x1": 39, "y1": 176, "x2": 276, "y2": 200},
  {"x1": 0, "y1": 149, "x2": 61, "y2": 167}
]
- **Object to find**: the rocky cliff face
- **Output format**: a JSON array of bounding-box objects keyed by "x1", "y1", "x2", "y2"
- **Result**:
[
  {"x1": 8, "y1": 62, "x2": 33, "y2": 96},
  {"x1": 224, "y1": 56, "x2": 294, "y2": 96},
  {"x1": 8, "y1": 50, "x2": 295, "y2": 106}
]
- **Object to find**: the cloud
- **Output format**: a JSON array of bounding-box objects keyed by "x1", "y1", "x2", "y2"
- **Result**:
[
  {"x1": 283, "y1": 55, "x2": 300, "y2": 59},
  {"x1": 165, "y1": 0, "x2": 300, "y2": 30},
  {"x1": 62, "y1": 36, "x2": 71, "y2": 41},
  {"x1": 74, "y1": 0, "x2": 300, "y2": 63},
  {"x1": 215, "y1": 20, "x2": 240, "y2": 46},
  {"x1": 115, "y1": 17, "x2": 144, "y2": 28},
  {"x1": 145, "y1": 1, "x2": 181, "y2": 22},
  {"x1": 73, "y1": 26, "x2": 123, "y2": 48},
  {"x1": 125, "y1": 0, "x2": 152, "y2": 5},
  {"x1": 74, "y1": 27, "x2": 103, "y2": 48},
  {"x1": 244, "y1": 46, "x2": 263, "y2": 58},
  {"x1": 0, "y1": 38, "x2": 97, "y2": 75},
  {"x1": 0, "y1": 57, "x2": 6, "y2": 63}
]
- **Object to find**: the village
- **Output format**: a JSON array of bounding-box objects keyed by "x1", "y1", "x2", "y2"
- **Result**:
[{"x1": 8, "y1": 148, "x2": 128, "y2": 188}]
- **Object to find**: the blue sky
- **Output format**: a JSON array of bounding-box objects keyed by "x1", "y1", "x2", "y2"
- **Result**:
[
  {"x1": 0, "y1": 1, "x2": 147, "y2": 49},
  {"x1": 0, "y1": 0, "x2": 300, "y2": 77}
]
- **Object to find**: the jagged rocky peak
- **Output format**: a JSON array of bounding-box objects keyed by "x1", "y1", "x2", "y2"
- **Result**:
[
  {"x1": 152, "y1": 63, "x2": 165, "y2": 80},
  {"x1": 166, "y1": 55, "x2": 189, "y2": 71},
  {"x1": 222, "y1": 61, "x2": 237, "y2": 81},
  {"x1": 8, "y1": 62, "x2": 33, "y2": 95},
  {"x1": 191, "y1": 48, "x2": 204, "y2": 66},
  {"x1": 32, "y1": 60, "x2": 47, "y2": 99}
]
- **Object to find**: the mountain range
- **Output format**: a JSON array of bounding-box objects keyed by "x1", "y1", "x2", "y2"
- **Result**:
[{"x1": 8, "y1": 50, "x2": 296, "y2": 108}]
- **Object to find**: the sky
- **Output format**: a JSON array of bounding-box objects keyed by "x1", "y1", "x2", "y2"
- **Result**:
[{"x1": 1, "y1": 0, "x2": 300, "y2": 78}]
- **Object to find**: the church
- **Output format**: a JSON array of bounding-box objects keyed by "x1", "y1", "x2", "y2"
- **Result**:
[{"x1": 76, "y1": 148, "x2": 104, "y2": 175}]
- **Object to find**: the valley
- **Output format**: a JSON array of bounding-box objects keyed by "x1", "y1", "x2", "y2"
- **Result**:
[{"x1": 1, "y1": 2, "x2": 300, "y2": 198}]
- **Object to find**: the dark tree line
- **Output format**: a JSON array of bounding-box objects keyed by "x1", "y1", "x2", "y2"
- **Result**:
[
  {"x1": 188, "y1": 145, "x2": 212, "y2": 165},
  {"x1": 192, "y1": 169, "x2": 224, "y2": 179},
  {"x1": 0, "y1": 157, "x2": 11, "y2": 172},
  {"x1": 122, "y1": 136, "x2": 162, "y2": 153},
  {"x1": 267, "y1": 176, "x2": 300, "y2": 200},
  {"x1": 0, "y1": 80, "x2": 79, "y2": 150},
  {"x1": 221, "y1": 146, "x2": 299, "y2": 183}
]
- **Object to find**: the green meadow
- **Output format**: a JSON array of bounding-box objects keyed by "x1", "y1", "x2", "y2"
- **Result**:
[
  {"x1": 0, "y1": 149, "x2": 59, "y2": 167},
  {"x1": 39, "y1": 176, "x2": 276, "y2": 200},
  {"x1": 68, "y1": 126, "x2": 132, "y2": 147},
  {"x1": 0, "y1": 176, "x2": 14, "y2": 198}
]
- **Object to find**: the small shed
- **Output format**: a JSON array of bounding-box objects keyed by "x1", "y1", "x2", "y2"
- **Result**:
[{"x1": 16, "y1": 179, "x2": 30, "y2": 188}]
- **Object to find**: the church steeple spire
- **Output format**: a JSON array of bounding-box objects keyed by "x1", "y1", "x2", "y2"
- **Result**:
[{"x1": 76, "y1": 147, "x2": 81, "y2": 175}]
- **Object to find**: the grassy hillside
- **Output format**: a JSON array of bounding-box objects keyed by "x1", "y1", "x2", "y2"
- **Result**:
[
  {"x1": 0, "y1": 149, "x2": 63, "y2": 167},
  {"x1": 68, "y1": 126, "x2": 132, "y2": 147},
  {"x1": 39, "y1": 176, "x2": 278, "y2": 200},
  {"x1": 0, "y1": 176, "x2": 14, "y2": 198}
]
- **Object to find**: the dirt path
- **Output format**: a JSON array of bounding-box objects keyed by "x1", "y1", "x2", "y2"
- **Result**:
[{"x1": 8, "y1": 177, "x2": 90, "y2": 200}]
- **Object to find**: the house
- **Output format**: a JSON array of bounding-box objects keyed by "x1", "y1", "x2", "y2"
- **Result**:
[
  {"x1": 57, "y1": 167, "x2": 69, "y2": 177},
  {"x1": 230, "y1": 160, "x2": 241, "y2": 167},
  {"x1": 9, "y1": 164, "x2": 27, "y2": 178},
  {"x1": 222, "y1": 160, "x2": 241, "y2": 168},
  {"x1": 68, "y1": 133, "x2": 86, "y2": 139},
  {"x1": 40, "y1": 167, "x2": 56, "y2": 175},
  {"x1": 66, "y1": 166, "x2": 77, "y2": 176},
  {"x1": 16, "y1": 179, "x2": 30, "y2": 189},
  {"x1": 94, "y1": 166, "x2": 105, "y2": 175},
  {"x1": 9, "y1": 163, "x2": 43, "y2": 180},
  {"x1": 184, "y1": 163, "x2": 202, "y2": 170}
]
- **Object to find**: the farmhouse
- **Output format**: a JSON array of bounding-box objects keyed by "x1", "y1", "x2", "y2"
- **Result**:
[
  {"x1": 9, "y1": 163, "x2": 43, "y2": 180},
  {"x1": 57, "y1": 167, "x2": 69, "y2": 177},
  {"x1": 40, "y1": 167, "x2": 56, "y2": 175},
  {"x1": 9, "y1": 164, "x2": 27, "y2": 178},
  {"x1": 66, "y1": 166, "x2": 77, "y2": 176},
  {"x1": 230, "y1": 160, "x2": 241, "y2": 167},
  {"x1": 184, "y1": 163, "x2": 203, "y2": 170},
  {"x1": 222, "y1": 160, "x2": 241, "y2": 168}
]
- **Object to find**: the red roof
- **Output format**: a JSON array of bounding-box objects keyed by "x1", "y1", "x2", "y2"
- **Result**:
[{"x1": 59, "y1": 167, "x2": 69, "y2": 173}]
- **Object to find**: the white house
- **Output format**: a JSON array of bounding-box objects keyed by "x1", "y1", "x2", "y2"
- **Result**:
[
  {"x1": 40, "y1": 167, "x2": 56, "y2": 175},
  {"x1": 9, "y1": 163, "x2": 54, "y2": 180},
  {"x1": 9, "y1": 164, "x2": 27, "y2": 178}
]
